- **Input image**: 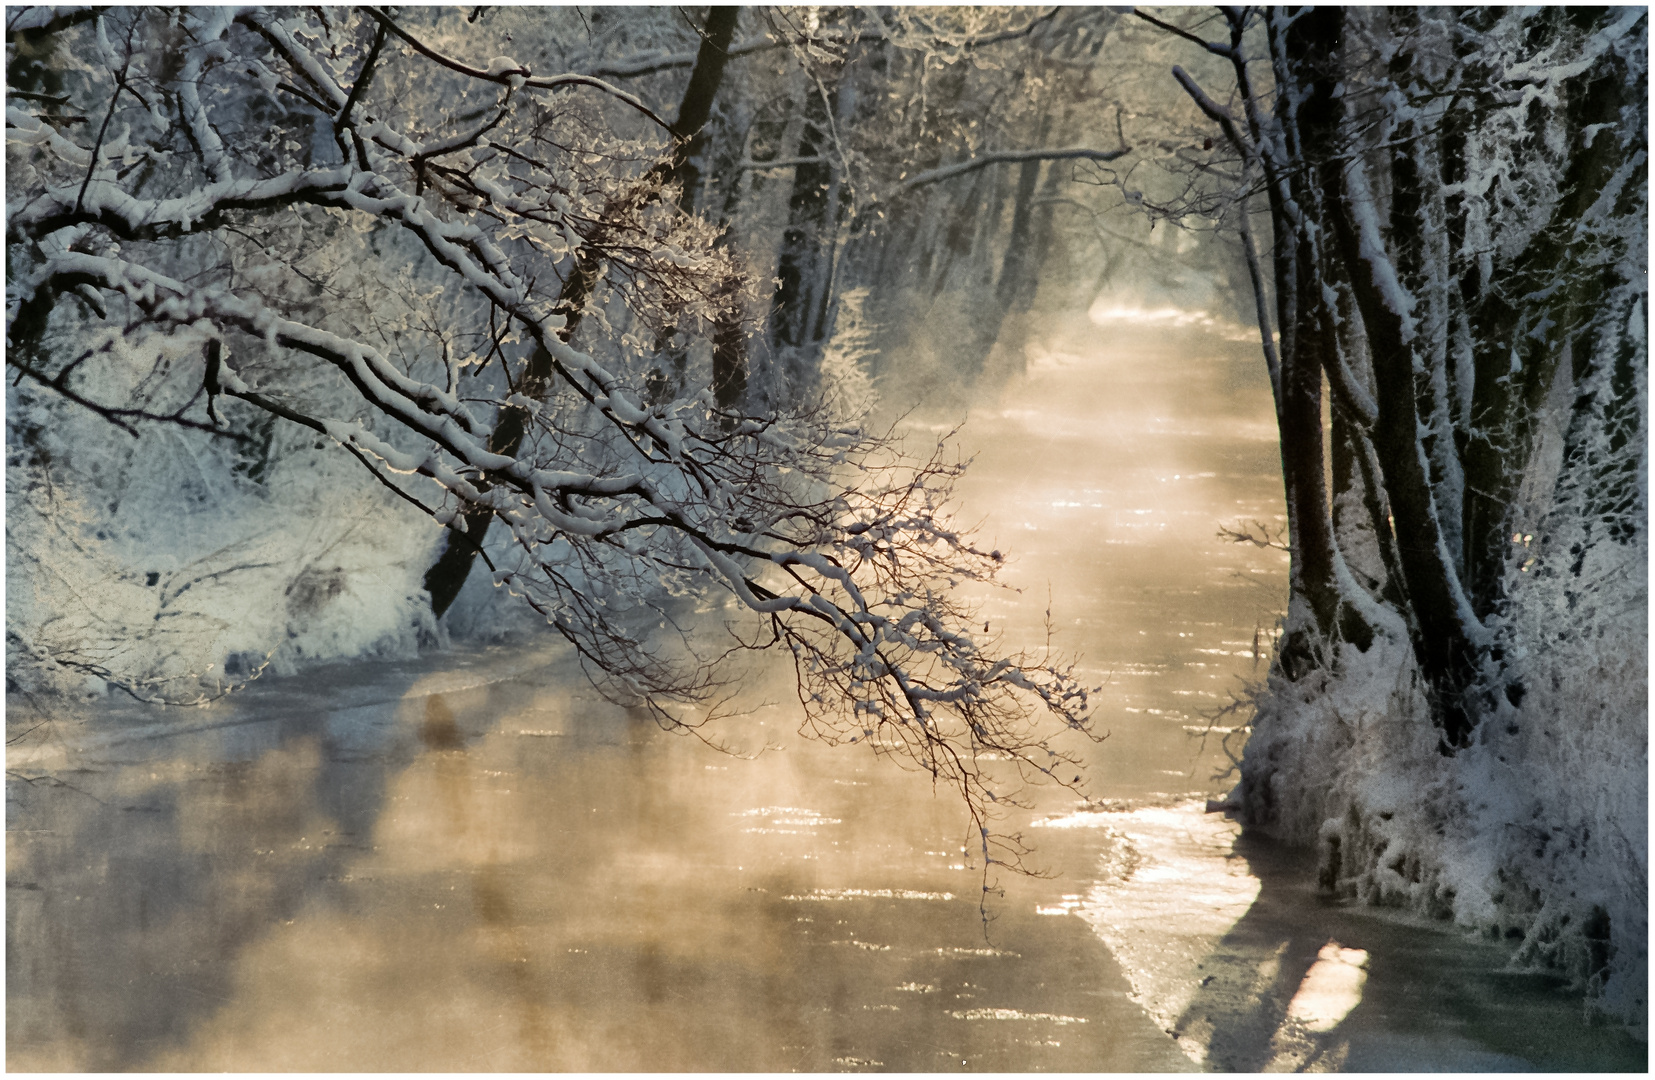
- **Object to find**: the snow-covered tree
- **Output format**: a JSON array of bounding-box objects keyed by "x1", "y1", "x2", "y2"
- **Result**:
[
  {"x1": 6, "y1": 6, "x2": 1105, "y2": 865},
  {"x1": 778, "y1": 7, "x2": 1137, "y2": 392},
  {"x1": 1153, "y1": 2, "x2": 1645, "y2": 745},
  {"x1": 584, "y1": 6, "x2": 1144, "y2": 404},
  {"x1": 1142, "y1": 5, "x2": 1647, "y2": 1021}
]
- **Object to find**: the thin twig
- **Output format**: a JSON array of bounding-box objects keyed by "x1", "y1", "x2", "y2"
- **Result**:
[{"x1": 361, "y1": 7, "x2": 670, "y2": 129}]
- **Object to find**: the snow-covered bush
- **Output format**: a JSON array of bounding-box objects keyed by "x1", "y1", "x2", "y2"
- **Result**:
[
  {"x1": 8, "y1": 392, "x2": 437, "y2": 700},
  {"x1": 1242, "y1": 522, "x2": 1647, "y2": 1029}
]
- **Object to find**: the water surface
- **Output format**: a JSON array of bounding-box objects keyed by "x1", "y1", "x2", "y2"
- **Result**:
[{"x1": 8, "y1": 314, "x2": 1642, "y2": 1071}]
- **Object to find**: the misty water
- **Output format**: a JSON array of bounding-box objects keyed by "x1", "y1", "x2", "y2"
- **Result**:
[{"x1": 7, "y1": 315, "x2": 1643, "y2": 1072}]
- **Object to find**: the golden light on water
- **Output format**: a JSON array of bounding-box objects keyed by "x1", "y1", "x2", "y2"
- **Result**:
[
  {"x1": 1086, "y1": 299, "x2": 1262, "y2": 342},
  {"x1": 949, "y1": 313, "x2": 1288, "y2": 799},
  {"x1": 1284, "y1": 942, "x2": 1371, "y2": 1033}
]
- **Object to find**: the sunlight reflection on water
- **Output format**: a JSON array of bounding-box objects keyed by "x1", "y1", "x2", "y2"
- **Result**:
[
  {"x1": 1086, "y1": 301, "x2": 1262, "y2": 343},
  {"x1": 1286, "y1": 943, "x2": 1371, "y2": 1033},
  {"x1": 948, "y1": 314, "x2": 1287, "y2": 800}
]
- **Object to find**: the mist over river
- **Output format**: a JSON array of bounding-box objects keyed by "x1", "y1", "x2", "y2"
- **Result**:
[{"x1": 7, "y1": 315, "x2": 1643, "y2": 1071}]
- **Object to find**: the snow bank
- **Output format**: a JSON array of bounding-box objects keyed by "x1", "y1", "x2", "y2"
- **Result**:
[
  {"x1": 6, "y1": 407, "x2": 445, "y2": 702},
  {"x1": 1236, "y1": 537, "x2": 1648, "y2": 1033}
]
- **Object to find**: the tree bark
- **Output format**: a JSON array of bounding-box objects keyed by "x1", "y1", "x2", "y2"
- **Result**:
[
  {"x1": 664, "y1": 7, "x2": 741, "y2": 211},
  {"x1": 1328, "y1": 159, "x2": 1483, "y2": 745},
  {"x1": 768, "y1": 86, "x2": 836, "y2": 355},
  {"x1": 1269, "y1": 5, "x2": 1368, "y2": 675},
  {"x1": 649, "y1": 6, "x2": 741, "y2": 406}
]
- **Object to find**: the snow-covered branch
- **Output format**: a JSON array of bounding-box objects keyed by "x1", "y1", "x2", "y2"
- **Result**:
[
  {"x1": 360, "y1": 7, "x2": 671, "y2": 130},
  {"x1": 6, "y1": 6, "x2": 1102, "y2": 851},
  {"x1": 895, "y1": 146, "x2": 1133, "y2": 193}
]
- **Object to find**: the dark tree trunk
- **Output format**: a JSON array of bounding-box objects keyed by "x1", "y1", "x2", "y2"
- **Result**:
[
  {"x1": 664, "y1": 7, "x2": 741, "y2": 211},
  {"x1": 995, "y1": 159, "x2": 1042, "y2": 312},
  {"x1": 1318, "y1": 24, "x2": 1491, "y2": 744},
  {"x1": 768, "y1": 87, "x2": 836, "y2": 354},
  {"x1": 649, "y1": 6, "x2": 742, "y2": 406},
  {"x1": 804, "y1": 74, "x2": 859, "y2": 350},
  {"x1": 421, "y1": 344, "x2": 559, "y2": 619},
  {"x1": 1270, "y1": 5, "x2": 1368, "y2": 676},
  {"x1": 711, "y1": 295, "x2": 748, "y2": 409},
  {"x1": 956, "y1": 154, "x2": 1043, "y2": 379}
]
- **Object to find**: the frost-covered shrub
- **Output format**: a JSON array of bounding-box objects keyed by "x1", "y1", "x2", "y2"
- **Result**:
[
  {"x1": 1240, "y1": 515, "x2": 1647, "y2": 1029},
  {"x1": 7, "y1": 382, "x2": 439, "y2": 700},
  {"x1": 1239, "y1": 329, "x2": 1648, "y2": 1025},
  {"x1": 1241, "y1": 592, "x2": 1647, "y2": 1030}
]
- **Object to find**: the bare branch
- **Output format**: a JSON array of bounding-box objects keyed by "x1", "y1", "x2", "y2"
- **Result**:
[
  {"x1": 1170, "y1": 66, "x2": 1254, "y2": 165},
  {"x1": 7, "y1": 352, "x2": 252, "y2": 442},
  {"x1": 897, "y1": 146, "x2": 1133, "y2": 193},
  {"x1": 584, "y1": 34, "x2": 781, "y2": 79},
  {"x1": 1218, "y1": 519, "x2": 1289, "y2": 551},
  {"x1": 360, "y1": 7, "x2": 671, "y2": 129},
  {"x1": 1131, "y1": 7, "x2": 1235, "y2": 59}
]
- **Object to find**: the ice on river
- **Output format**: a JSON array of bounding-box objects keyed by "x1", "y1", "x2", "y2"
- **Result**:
[
  {"x1": 1038, "y1": 801, "x2": 1262, "y2": 1064},
  {"x1": 1048, "y1": 799, "x2": 1644, "y2": 1072}
]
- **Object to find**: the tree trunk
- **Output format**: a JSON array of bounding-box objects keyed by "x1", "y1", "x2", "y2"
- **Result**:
[
  {"x1": 1170, "y1": 6, "x2": 1645, "y2": 755},
  {"x1": 1269, "y1": 5, "x2": 1370, "y2": 675},
  {"x1": 664, "y1": 7, "x2": 741, "y2": 210},
  {"x1": 768, "y1": 86, "x2": 836, "y2": 356},
  {"x1": 649, "y1": 6, "x2": 741, "y2": 406},
  {"x1": 964, "y1": 155, "x2": 1042, "y2": 378}
]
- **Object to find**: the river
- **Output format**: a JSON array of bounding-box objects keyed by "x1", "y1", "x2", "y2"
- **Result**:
[{"x1": 7, "y1": 312, "x2": 1644, "y2": 1071}]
